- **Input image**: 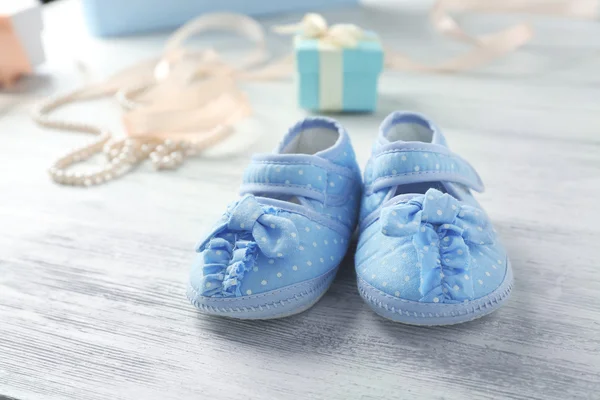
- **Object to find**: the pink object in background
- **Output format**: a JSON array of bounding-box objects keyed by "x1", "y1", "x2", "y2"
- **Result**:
[{"x1": 0, "y1": 0, "x2": 45, "y2": 87}]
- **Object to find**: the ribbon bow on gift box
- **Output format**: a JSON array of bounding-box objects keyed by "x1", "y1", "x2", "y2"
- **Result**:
[{"x1": 274, "y1": 13, "x2": 366, "y2": 48}]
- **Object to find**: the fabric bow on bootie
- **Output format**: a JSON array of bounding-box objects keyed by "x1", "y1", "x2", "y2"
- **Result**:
[
  {"x1": 225, "y1": 195, "x2": 299, "y2": 258},
  {"x1": 198, "y1": 195, "x2": 299, "y2": 259},
  {"x1": 380, "y1": 189, "x2": 495, "y2": 302}
]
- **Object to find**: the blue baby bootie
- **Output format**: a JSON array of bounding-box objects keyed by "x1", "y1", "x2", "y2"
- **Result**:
[
  {"x1": 356, "y1": 111, "x2": 513, "y2": 325},
  {"x1": 188, "y1": 117, "x2": 362, "y2": 319}
]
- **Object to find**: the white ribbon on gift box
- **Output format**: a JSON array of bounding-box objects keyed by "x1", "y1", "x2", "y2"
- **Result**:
[{"x1": 317, "y1": 41, "x2": 345, "y2": 111}]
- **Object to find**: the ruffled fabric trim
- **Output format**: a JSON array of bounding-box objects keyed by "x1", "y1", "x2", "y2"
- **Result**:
[
  {"x1": 200, "y1": 238, "x2": 234, "y2": 297},
  {"x1": 199, "y1": 236, "x2": 260, "y2": 297},
  {"x1": 222, "y1": 241, "x2": 258, "y2": 297},
  {"x1": 199, "y1": 237, "x2": 258, "y2": 297},
  {"x1": 415, "y1": 221, "x2": 474, "y2": 303}
]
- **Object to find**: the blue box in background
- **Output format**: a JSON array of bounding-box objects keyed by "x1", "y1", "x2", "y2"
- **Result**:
[
  {"x1": 81, "y1": 0, "x2": 358, "y2": 37},
  {"x1": 295, "y1": 32, "x2": 383, "y2": 113}
]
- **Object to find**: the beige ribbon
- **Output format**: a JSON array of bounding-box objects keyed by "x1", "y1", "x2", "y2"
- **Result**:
[
  {"x1": 119, "y1": 13, "x2": 286, "y2": 139},
  {"x1": 390, "y1": 0, "x2": 598, "y2": 72}
]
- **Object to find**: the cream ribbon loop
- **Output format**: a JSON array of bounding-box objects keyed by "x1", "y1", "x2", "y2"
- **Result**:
[{"x1": 274, "y1": 13, "x2": 365, "y2": 48}]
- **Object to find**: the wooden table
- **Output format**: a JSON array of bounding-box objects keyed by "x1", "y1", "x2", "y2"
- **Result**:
[{"x1": 1, "y1": 1, "x2": 599, "y2": 399}]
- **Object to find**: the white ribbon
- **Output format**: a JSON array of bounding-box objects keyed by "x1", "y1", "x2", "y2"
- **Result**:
[{"x1": 274, "y1": 13, "x2": 366, "y2": 48}]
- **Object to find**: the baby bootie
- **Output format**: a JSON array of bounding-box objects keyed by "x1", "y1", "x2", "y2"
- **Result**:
[
  {"x1": 188, "y1": 117, "x2": 362, "y2": 319},
  {"x1": 355, "y1": 111, "x2": 513, "y2": 325}
]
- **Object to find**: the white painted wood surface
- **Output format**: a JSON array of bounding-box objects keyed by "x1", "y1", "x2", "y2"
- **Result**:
[{"x1": 1, "y1": 1, "x2": 599, "y2": 399}]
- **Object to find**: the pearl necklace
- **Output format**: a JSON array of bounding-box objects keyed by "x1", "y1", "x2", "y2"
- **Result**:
[{"x1": 32, "y1": 86, "x2": 224, "y2": 187}]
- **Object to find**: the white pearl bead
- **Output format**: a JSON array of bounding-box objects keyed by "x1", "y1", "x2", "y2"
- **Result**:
[{"x1": 171, "y1": 151, "x2": 183, "y2": 162}]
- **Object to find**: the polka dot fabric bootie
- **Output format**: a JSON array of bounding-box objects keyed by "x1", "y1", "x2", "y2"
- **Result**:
[
  {"x1": 188, "y1": 117, "x2": 362, "y2": 319},
  {"x1": 355, "y1": 111, "x2": 513, "y2": 325}
]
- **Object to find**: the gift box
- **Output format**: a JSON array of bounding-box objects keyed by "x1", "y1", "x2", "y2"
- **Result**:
[
  {"x1": 0, "y1": 0, "x2": 45, "y2": 87},
  {"x1": 81, "y1": 0, "x2": 358, "y2": 37},
  {"x1": 295, "y1": 31, "x2": 383, "y2": 112}
]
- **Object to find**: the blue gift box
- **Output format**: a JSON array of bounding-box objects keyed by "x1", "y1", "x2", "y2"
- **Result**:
[
  {"x1": 295, "y1": 32, "x2": 383, "y2": 112},
  {"x1": 81, "y1": 0, "x2": 358, "y2": 37}
]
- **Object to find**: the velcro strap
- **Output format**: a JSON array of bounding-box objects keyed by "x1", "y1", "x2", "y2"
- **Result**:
[
  {"x1": 240, "y1": 154, "x2": 356, "y2": 206},
  {"x1": 364, "y1": 143, "x2": 484, "y2": 194}
]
